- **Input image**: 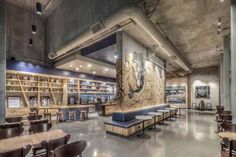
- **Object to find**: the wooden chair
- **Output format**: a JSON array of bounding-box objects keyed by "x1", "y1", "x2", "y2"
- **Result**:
[
  {"x1": 29, "y1": 122, "x2": 52, "y2": 134},
  {"x1": 68, "y1": 111, "x2": 76, "y2": 121},
  {"x1": 0, "y1": 122, "x2": 23, "y2": 129},
  {"x1": 221, "y1": 138, "x2": 236, "y2": 157},
  {"x1": 27, "y1": 115, "x2": 43, "y2": 121},
  {"x1": 0, "y1": 127, "x2": 24, "y2": 140},
  {"x1": 0, "y1": 145, "x2": 31, "y2": 157},
  {"x1": 41, "y1": 134, "x2": 71, "y2": 157},
  {"x1": 221, "y1": 123, "x2": 236, "y2": 132},
  {"x1": 55, "y1": 140, "x2": 87, "y2": 157},
  {"x1": 56, "y1": 111, "x2": 64, "y2": 123},
  {"x1": 5, "y1": 117, "x2": 23, "y2": 123},
  {"x1": 206, "y1": 103, "x2": 212, "y2": 111},
  {"x1": 29, "y1": 123, "x2": 52, "y2": 155}
]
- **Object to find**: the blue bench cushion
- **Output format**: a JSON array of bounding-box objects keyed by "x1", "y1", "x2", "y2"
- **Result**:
[
  {"x1": 112, "y1": 104, "x2": 170, "y2": 122},
  {"x1": 105, "y1": 118, "x2": 143, "y2": 128}
]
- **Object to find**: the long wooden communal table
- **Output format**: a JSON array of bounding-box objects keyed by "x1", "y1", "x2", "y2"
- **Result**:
[
  {"x1": 38, "y1": 105, "x2": 94, "y2": 120},
  {"x1": 0, "y1": 129, "x2": 67, "y2": 152}
]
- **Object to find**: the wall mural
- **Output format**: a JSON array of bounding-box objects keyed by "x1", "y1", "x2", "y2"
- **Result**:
[{"x1": 116, "y1": 51, "x2": 165, "y2": 111}]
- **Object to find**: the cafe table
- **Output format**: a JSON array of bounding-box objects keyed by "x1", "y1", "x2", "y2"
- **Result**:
[
  {"x1": 135, "y1": 115, "x2": 152, "y2": 139},
  {"x1": 218, "y1": 132, "x2": 236, "y2": 157},
  {"x1": 148, "y1": 112, "x2": 162, "y2": 131},
  {"x1": 0, "y1": 129, "x2": 67, "y2": 152}
]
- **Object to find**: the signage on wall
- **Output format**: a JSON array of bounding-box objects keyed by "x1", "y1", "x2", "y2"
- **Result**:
[
  {"x1": 195, "y1": 86, "x2": 210, "y2": 98},
  {"x1": 8, "y1": 96, "x2": 21, "y2": 108}
]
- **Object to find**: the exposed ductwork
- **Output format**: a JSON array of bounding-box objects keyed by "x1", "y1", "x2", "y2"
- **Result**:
[{"x1": 48, "y1": 5, "x2": 192, "y2": 72}]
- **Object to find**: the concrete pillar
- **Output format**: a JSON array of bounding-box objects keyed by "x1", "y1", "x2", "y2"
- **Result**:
[
  {"x1": 223, "y1": 36, "x2": 231, "y2": 110},
  {"x1": 231, "y1": 0, "x2": 236, "y2": 123},
  {"x1": 220, "y1": 54, "x2": 224, "y2": 106},
  {"x1": 0, "y1": 1, "x2": 6, "y2": 122}
]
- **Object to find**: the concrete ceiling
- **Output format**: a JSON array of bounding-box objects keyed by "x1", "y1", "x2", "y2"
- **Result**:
[
  {"x1": 6, "y1": 0, "x2": 62, "y2": 17},
  {"x1": 144, "y1": 0, "x2": 230, "y2": 70}
]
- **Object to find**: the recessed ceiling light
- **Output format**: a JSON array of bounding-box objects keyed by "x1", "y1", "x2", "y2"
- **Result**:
[
  {"x1": 88, "y1": 64, "x2": 92, "y2": 67},
  {"x1": 220, "y1": 0, "x2": 224, "y2": 2},
  {"x1": 93, "y1": 71, "x2": 96, "y2": 74},
  {"x1": 105, "y1": 68, "x2": 108, "y2": 72},
  {"x1": 76, "y1": 68, "x2": 79, "y2": 71},
  {"x1": 114, "y1": 55, "x2": 118, "y2": 59},
  {"x1": 70, "y1": 64, "x2": 73, "y2": 67},
  {"x1": 79, "y1": 65, "x2": 83, "y2": 68}
]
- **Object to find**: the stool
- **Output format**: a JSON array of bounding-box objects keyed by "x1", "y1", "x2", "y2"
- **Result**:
[
  {"x1": 29, "y1": 111, "x2": 37, "y2": 117},
  {"x1": 68, "y1": 111, "x2": 76, "y2": 121},
  {"x1": 56, "y1": 111, "x2": 64, "y2": 123},
  {"x1": 80, "y1": 110, "x2": 87, "y2": 121},
  {"x1": 43, "y1": 113, "x2": 52, "y2": 123}
]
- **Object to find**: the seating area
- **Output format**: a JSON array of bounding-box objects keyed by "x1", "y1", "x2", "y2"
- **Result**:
[{"x1": 104, "y1": 104, "x2": 178, "y2": 137}]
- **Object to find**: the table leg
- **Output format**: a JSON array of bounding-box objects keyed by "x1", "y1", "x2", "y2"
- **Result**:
[
  {"x1": 150, "y1": 116, "x2": 161, "y2": 132},
  {"x1": 137, "y1": 120, "x2": 151, "y2": 139}
]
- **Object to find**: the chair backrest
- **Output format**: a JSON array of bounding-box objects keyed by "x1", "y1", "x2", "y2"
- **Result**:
[
  {"x1": 0, "y1": 127, "x2": 24, "y2": 140},
  {"x1": 29, "y1": 123, "x2": 52, "y2": 134},
  {"x1": 27, "y1": 115, "x2": 43, "y2": 121},
  {"x1": 29, "y1": 119, "x2": 48, "y2": 125},
  {"x1": 221, "y1": 123, "x2": 236, "y2": 132},
  {"x1": 41, "y1": 134, "x2": 71, "y2": 156},
  {"x1": 222, "y1": 115, "x2": 232, "y2": 122},
  {"x1": 5, "y1": 117, "x2": 23, "y2": 123},
  {"x1": 0, "y1": 122, "x2": 23, "y2": 129},
  {"x1": 55, "y1": 140, "x2": 87, "y2": 157},
  {"x1": 0, "y1": 145, "x2": 31, "y2": 157}
]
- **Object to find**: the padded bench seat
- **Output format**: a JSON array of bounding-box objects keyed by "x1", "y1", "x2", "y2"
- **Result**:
[{"x1": 104, "y1": 118, "x2": 142, "y2": 128}]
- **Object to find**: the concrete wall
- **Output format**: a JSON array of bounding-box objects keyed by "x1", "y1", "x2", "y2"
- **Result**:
[
  {"x1": 6, "y1": 3, "x2": 46, "y2": 64},
  {"x1": 46, "y1": 0, "x2": 142, "y2": 54},
  {"x1": 0, "y1": 1, "x2": 6, "y2": 122},
  {"x1": 190, "y1": 69, "x2": 219, "y2": 108}
]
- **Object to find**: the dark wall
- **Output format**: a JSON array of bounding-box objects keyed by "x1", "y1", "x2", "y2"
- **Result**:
[{"x1": 7, "y1": 60, "x2": 116, "y2": 82}]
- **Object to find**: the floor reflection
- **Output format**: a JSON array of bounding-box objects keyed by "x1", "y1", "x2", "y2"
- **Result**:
[{"x1": 49, "y1": 110, "x2": 220, "y2": 157}]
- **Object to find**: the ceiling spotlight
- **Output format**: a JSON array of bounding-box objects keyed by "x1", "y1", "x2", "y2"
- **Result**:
[
  {"x1": 36, "y1": 2, "x2": 42, "y2": 15},
  {"x1": 105, "y1": 68, "x2": 108, "y2": 72},
  {"x1": 92, "y1": 71, "x2": 96, "y2": 74},
  {"x1": 28, "y1": 38, "x2": 33, "y2": 46},
  {"x1": 32, "y1": 25, "x2": 36, "y2": 34},
  {"x1": 218, "y1": 25, "x2": 221, "y2": 31},
  {"x1": 70, "y1": 64, "x2": 73, "y2": 67},
  {"x1": 218, "y1": 18, "x2": 221, "y2": 25},
  {"x1": 114, "y1": 55, "x2": 118, "y2": 59},
  {"x1": 79, "y1": 65, "x2": 83, "y2": 68},
  {"x1": 76, "y1": 68, "x2": 79, "y2": 71},
  {"x1": 220, "y1": 0, "x2": 224, "y2": 2},
  {"x1": 88, "y1": 64, "x2": 92, "y2": 67}
]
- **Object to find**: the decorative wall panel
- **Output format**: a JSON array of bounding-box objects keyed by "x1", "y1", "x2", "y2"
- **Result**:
[{"x1": 116, "y1": 32, "x2": 165, "y2": 111}]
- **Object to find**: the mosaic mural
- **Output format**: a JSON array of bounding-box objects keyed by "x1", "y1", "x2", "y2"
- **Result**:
[{"x1": 116, "y1": 51, "x2": 165, "y2": 111}]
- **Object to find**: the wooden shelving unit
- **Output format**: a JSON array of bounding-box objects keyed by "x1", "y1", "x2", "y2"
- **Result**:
[{"x1": 6, "y1": 70, "x2": 116, "y2": 116}]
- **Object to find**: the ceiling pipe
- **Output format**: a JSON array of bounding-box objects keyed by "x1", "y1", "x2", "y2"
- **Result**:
[{"x1": 48, "y1": 5, "x2": 192, "y2": 72}]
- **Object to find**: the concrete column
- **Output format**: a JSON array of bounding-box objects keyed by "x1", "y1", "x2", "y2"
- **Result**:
[
  {"x1": 223, "y1": 36, "x2": 231, "y2": 110},
  {"x1": 231, "y1": 1, "x2": 236, "y2": 123},
  {"x1": 219, "y1": 54, "x2": 224, "y2": 106},
  {"x1": 0, "y1": 1, "x2": 6, "y2": 122}
]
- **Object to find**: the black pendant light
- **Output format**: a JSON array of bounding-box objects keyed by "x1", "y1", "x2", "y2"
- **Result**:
[
  {"x1": 29, "y1": 38, "x2": 33, "y2": 46},
  {"x1": 36, "y1": 2, "x2": 42, "y2": 15},
  {"x1": 32, "y1": 24, "x2": 36, "y2": 34}
]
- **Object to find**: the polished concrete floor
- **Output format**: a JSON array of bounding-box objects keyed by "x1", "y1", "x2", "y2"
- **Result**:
[{"x1": 51, "y1": 110, "x2": 220, "y2": 157}]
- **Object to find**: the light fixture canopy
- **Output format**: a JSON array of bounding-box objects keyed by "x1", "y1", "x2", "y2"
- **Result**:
[
  {"x1": 32, "y1": 24, "x2": 36, "y2": 34},
  {"x1": 28, "y1": 38, "x2": 33, "y2": 46},
  {"x1": 36, "y1": 2, "x2": 42, "y2": 15}
]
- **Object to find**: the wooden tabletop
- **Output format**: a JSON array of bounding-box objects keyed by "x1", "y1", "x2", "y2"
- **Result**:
[
  {"x1": 0, "y1": 129, "x2": 67, "y2": 152},
  {"x1": 218, "y1": 132, "x2": 236, "y2": 140}
]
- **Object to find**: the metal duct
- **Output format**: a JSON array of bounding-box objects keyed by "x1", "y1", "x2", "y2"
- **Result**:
[{"x1": 48, "y1": 5, "x2": 192, "y2": 72}]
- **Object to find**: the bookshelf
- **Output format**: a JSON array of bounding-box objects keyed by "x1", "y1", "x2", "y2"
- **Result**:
[{"x1": 6, "y1": 70, "x2": 116, "y2": 116}]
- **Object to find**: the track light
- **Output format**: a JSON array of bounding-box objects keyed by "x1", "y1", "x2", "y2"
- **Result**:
[
  {"x1": 32, "y1": 25, "x2": 36, "y2": 34},
  {"x1": 28, "y1": 38, "x2": 33, "y2": 46},
  {"x1": 218, "y1": 18, "x2": 221, "y2": 25},
  {"x1": 36, "y1": 2, "x2": 42, "y2": 15}
]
